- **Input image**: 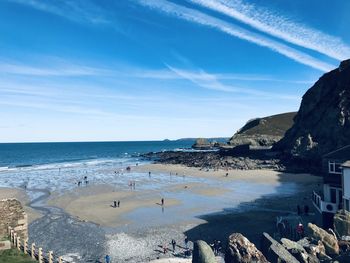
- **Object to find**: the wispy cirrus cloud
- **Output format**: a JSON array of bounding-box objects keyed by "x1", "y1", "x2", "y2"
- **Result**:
[
  {"x1": 137, "y1": 0, "x2": 335, "y2": 72},
  {"x1": 166, "y1": 65, "x2": 299, "y2": 100},
  {"x1": 7, "y1": 0, "x2": 109, "y2": 25},
  {"x1": 188, "y1": 0, "x2": 350, "y2": 60},
  {"x1": 132, "y1": 68, "x2": 314, "y2": 84},
  {"x1": 0, "y1": 62, "x2": 111, "y2": 77}
]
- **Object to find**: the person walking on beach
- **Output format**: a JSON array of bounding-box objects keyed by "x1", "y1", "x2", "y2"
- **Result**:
[
  {"x1": 184, "y1": 236, "x2": 189, "y2": 249},
  {"x1": 297, "y1": 205, "x2": 301, "y2": 215},
  {"x1": 105, "y1": 254, "x2": 110, "y2": 263},
  {"x1": 161, "y1": 198, "x2": 164, "y2": 206},
  {"x1": 171, "y1": 239, "x2": 176, "y2": 252},
  {"x1": 117, "y1": 200, "x2": 120, "y2": 207},
  {"x1": 149, "y1": 171, "x2": 151, "y2": 177},
  {"x1": 113, "y1": 200, "x2": 117, "y2": 208},
  {"x1": 163, "y1": 243, "x2": 168, "y2": 254}
]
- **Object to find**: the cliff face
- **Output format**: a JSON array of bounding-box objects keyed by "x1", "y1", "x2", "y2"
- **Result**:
[
  {"x1": 229, "y1": 112, "x2": 296, "y2": 147},
  {"x1": 275, "y1": 59, "x2": 350, "y2": 159}
]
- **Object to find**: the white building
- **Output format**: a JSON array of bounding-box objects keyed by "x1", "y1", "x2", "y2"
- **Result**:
[
  {"x1": 312, "y1": 146, "x2": 350, "y2": 228},
  {"x1": 341, "y1": 161, "x2": 350, "y2": 212}
]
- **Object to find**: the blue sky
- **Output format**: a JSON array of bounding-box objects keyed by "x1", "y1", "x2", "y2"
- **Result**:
[{"x1": 0, "y1": 0, "x2": 349, "y2": 142}]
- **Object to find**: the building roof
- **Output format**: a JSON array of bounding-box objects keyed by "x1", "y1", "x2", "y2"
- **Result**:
[
  {"x1": 342, "y1": 160, "x2": 350, "y2": 168},
  {"x1": 323, "y1": 145, "x2": 350, "y2": 160}
]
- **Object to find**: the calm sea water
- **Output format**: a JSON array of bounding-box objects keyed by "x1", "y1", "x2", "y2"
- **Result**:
[{"x1": 0, "y1": 140, "x2": 194, "y2": 168}]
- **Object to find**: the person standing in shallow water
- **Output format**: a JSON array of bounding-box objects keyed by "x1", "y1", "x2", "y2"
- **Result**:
[
  {"x1": 161, "y1": 198, "x2": 164, "y2": 206},
  {"x1": 171, "y1": 239, "x2": 176, "y2": 252}
]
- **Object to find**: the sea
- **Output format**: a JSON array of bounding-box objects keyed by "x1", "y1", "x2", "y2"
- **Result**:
[
  {"x1": 0, "y1": 140, "x2": 195, "y2": 169},
  {"x1": 0, "y1": 140, "x2": 196, "y2": 197}
]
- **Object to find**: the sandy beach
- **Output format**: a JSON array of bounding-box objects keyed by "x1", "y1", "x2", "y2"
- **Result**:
[
  {"x1": 0, "y1": 163, "x2": 322, "y2": 262},
  {"x1": 44, "y1": 163, "x2": 320, "y2": 228}
]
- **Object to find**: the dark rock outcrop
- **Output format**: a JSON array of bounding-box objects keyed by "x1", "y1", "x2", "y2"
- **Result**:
[
  {"x1": 192, "y1": 138, "x2": 214, "y2": 150},
  {"x1": 192, "y1": 240, "x2": 216, "y2": 263},
  {"x1": 224, "y1": 233, "x2": 268, "y2": 263},
  {"x1": 229, "y1": 112, "x2": 296, "y2": 147},
  {"x1": 275, "y1": 59, "x2": 350, "y2": 159},
  {"x1": 334, "y1": 209, "x2": 350, "y2": 238}
]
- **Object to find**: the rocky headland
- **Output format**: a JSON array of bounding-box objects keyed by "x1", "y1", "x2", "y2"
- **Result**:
[
  {"x1": 144, "y1": 60, "x2": 350, "y2": 174},
  {"x1": 275, "y1": 59, "x2": 350, "y2": 160}
]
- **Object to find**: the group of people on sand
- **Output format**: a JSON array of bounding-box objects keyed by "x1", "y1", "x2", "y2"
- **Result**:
[
  {"x1": 210, "y1": 239, "x2": 221, "y2": 255},
  {"x1": 161, "y1": 236, "x2": 190, "y2": 256},
  {"x1": 77, "y1": 175, "x2": 89, "y2": 187},
  {"x1": 128, "y1": 180, "x2": 136, "y2": 189},
  {"x1": 112, "y1": 200, "x2": 120, "y2": 208},
  {"x1": 297, "y1": 204, "x2": 309, "y2": 215}
]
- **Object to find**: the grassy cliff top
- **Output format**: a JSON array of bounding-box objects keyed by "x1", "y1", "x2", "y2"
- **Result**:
[{"x1": 235, "y1": 112, "x2": 297, "y2": 137}]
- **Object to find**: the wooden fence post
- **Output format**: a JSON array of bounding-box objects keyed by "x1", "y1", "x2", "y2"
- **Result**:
[
  {"x1": 16, "y1": 236, "x2": 21, "y2": 251},
  {"x1": 31, "y1": 243, "x2": 36, "y2": 260},
  {"x1": 38, "y1": 247, "x2": 43, "y2": 263},
  {"x1": 13, "y1": 233, "x2": 17, "y2": 246},
  {"x1": 24, "y1": 239, "x2": 28, "y2": 254},
  {"x1": 48, "y1": 251, "x2": 54, "y2": 263},
  {"x1": 58, "y1": 256, "x2": 63, "y2": 263},
  {"x1": 10, "y1": 229, "x2": 14, "y2": 243}
]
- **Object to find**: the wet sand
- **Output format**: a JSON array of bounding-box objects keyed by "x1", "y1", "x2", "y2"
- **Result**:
[
  {"x1": 133, "y1": 163, "x2": 318, "y2": 184},
  {"x1": 0, "y1": 187, "x2": 42, "y2": 223},
  {"x1": 47, "y1": 184, "x2": 182, "y2": 227}
]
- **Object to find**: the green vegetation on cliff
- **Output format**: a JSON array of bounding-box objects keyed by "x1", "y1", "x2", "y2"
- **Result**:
[{"x1": 0, "y1": 249, "x2": 36, "y2": 263}]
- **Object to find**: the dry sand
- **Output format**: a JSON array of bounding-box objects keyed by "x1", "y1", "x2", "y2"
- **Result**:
[{"x1": 0, "y1": 187, "x2": 42, "y2": 223}]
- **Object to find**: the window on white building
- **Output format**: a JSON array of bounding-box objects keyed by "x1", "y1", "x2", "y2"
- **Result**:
[
  {"x1": 329, "y1": 161, "x2": 342, "y2": 174},
  {"x1": 345, "y1": 199, "x2": 350, "y2": 211}
]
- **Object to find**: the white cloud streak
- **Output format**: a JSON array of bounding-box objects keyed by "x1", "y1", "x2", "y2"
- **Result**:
[
  {"x1": 137, "y1": 0, "x2": 335, "y2": 72},
  {"x1": 188, "y1": 0, "x2": 350, "y2": 60},
  {"x1": 7, "y1": 0, "x2": 109, "y2": 25},
  {"x1": 166, "y1": 65, "x2": 299, "y2": 100},
  {"x1": 0, "y1": 62, "x2": 111, "y2": 76}
]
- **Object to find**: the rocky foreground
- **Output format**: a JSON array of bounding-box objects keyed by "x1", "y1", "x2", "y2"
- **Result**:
[{"x1": 191, "y1": 210, "x2": 350, "y2": 263}]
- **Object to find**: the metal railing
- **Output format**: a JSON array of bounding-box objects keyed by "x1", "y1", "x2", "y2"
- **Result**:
[{"x1": 312, "y1": 191, "x2": 338, "y2": 213}]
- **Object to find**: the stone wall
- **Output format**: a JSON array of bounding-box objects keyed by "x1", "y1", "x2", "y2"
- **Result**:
[{"x1": 0, "y1": 199, "x2": 28, "y2": 240}]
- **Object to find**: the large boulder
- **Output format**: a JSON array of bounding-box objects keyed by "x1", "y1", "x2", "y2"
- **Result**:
[
  {"x1": 224, "y1": 233, "x2": 268, "y2": 263},
  {"x1": 192, "y1": 240, "x2": 216, "y2": 263},
  {"x1": 308, "y1": 223, "x2": 339, "y2": 256},
  {"x1": 280, "y1": 238, "x2": 310, "y2": 263},
  {"x1": 334, "y1": 209, "x2": 350, "y2": 237},
  {"x1": 261, "y1": 232, "x2": 299, "y2": 263},
  {"x1": 297, "y1": 237, "x2": 324, "y2": 257}
]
